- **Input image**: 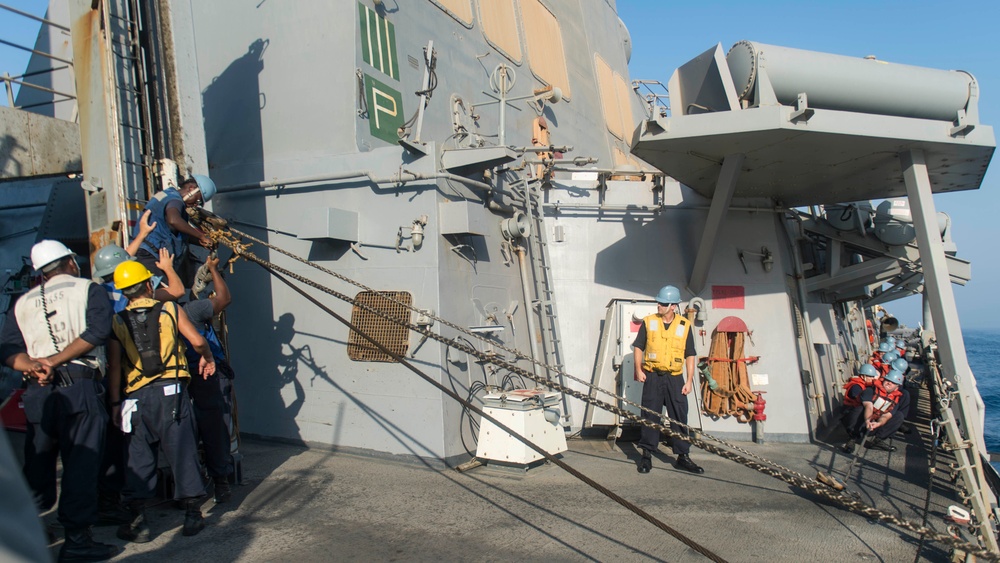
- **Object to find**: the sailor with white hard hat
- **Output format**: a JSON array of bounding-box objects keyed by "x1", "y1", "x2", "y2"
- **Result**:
[{"x1": 0, "y1": 240, "x2": 119, "y2": 561}]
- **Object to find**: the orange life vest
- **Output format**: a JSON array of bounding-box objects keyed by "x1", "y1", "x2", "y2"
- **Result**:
[
  {"x1": 869, "y1": 380, "x2": 902, "y2": 420},
  {"x1": 842, "y1": 376, "x2": 870, "y2": 408}
]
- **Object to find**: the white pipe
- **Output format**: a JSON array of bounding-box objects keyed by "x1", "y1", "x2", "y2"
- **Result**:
[{"x1": 514, "y1": 246, "x2": 541, "y2": 379}]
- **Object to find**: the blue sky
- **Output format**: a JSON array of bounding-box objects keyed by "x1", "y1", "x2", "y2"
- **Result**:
[
  {"x1": 617, "y1": 0, "x2": 1000, "y2": 330},
  {"x1": 1, "y1": 1, "x2": 997, "y2": 328},
  {"x1": 0, "y1": 1, "x2": 49, "y2": 104}
]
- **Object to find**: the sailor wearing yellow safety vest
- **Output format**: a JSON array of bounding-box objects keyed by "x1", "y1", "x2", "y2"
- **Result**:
[
  {"x1": 633, "y1": 285, "x2": 703, "y2": 475},
  {"x1": 106, "y1": 261, "x2": 215, "y2": 543}
]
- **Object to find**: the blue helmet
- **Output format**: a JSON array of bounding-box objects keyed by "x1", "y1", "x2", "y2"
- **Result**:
[
  {"x1": 877, "y1": 342, "x2": 892, "y2": 353},
  {"x1": 885, "y1": 336, "x2": 896, "y2": 347},
  {"x1": 858, "y1": 364, "x2": 879, "y2": 378},
  {"x1": 192, "y1": 174, "x2": 217, "y2": 202},
  {"x1": 882, "y1": 351, "x2": 900, "y2": 364},
  {"x1": 655, "y1": 285, "x2": 681, "y2": 305},
  {"x1": 883, "y1": 370, "x2": 904, "y2": 386},
  {"x1": 891, "y1": 358, "x2": 909, "y2": 373}
]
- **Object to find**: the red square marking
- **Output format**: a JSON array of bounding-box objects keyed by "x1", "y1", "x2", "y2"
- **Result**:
[{"x1": 712, "y1": 285, "x2": 745, "y2": 309}]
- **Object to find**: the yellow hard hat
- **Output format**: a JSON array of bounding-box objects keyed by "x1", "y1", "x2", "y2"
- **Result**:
[{"x1": 113, "y1": 261, "x2": 153, "y2": 290}]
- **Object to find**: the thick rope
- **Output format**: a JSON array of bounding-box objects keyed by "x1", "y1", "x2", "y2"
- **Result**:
[
  {"x1": 210, "y1": 221, "x2": 831, "y2": 484},
  {"x1": 266, "y1": 266, "x2": 727, "y2": 563},
  {"x1": 206, "y1": 222, "x2": 998, "y2": 560}
]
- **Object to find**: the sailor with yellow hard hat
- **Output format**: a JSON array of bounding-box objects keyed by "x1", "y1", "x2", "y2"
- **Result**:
[{"x1": 107, "y1": 261, "x2": 216, "y2": 542}]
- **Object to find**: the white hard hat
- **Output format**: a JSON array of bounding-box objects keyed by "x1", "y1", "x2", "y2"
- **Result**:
[{"x1": 31, "y1": 240, "x2": 74, "y2": 272}]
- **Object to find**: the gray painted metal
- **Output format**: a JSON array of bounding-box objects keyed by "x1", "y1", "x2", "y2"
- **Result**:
[
  {"x1": 12, "y1": 6, "x2": 990, "y2": 542},
  {"x1": 687, "y1": 152, "x2": 742, "y2": 295},
  {"x1": 636, "y1": 44, "x2": 995, "y2": 206},
  {"x1": 67, "y1": 0, "x2": 149, "y2": 254},
  {"x1": 901, "y1": 148, "x2": 996, "y2": 551},
  {"x1": 796, "y1": 213, "x2": 971, "y2": 287},
  {"x1": 0, "y1": 106, "x2": 80, "y2": 178},
  {"x1": 633, "y1": 104, "x2": 995, "y2": 206},
  {"x1": 727, "y1": 41, "x2": 975, "y2": 122},
  {"x1": 805, "y1": 257, "x2": 902, "y2": 293},
  {"x1": 157, "y1": 0, "x2": 208, "y2": 177}
]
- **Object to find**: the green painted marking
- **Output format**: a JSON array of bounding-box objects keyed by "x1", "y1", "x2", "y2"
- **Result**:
[
  {"x1": 363, "y1": 73, "x2": 404, "y2": 144},
  {"x1": 358, "y1": 2, "x2": 398, "y2": 80}
]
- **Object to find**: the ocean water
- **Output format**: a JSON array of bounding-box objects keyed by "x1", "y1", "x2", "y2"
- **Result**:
[{"x1": 966, "y1": 328, "x2": 1000, "y2": 453}]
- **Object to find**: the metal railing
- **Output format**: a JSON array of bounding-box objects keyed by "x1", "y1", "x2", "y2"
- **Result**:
[{"x1": 0, "y1": 3, "x2": 75, "y2": 109}]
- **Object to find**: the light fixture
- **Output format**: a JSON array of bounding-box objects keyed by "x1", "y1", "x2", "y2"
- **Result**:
[
  {"x1": 396, "y1": 215, "x2": 429, "y2": 252},
  {"x1": 737, "y1": 246, "x2": 774, "y2": 273}
]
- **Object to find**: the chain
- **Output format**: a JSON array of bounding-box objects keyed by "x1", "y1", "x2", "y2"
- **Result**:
[
  {"x1": 205, "y1": 223, "x2": 999, "y2": 560},
  {"x1": 215, "y1": 222, "x2": 822, "y2": 484},
  {"x1": 266, "y1": 266, "x2": 728, "y2": 563}
]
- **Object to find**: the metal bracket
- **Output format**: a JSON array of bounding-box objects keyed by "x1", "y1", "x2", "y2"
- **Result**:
[
  {"x1": 80, "y1": 179, "x2": 102, "y2": 193},
  {"x1": 950, "y1": 108, "x2": 976, "y2": 137},
  {"x1": 789, "y1": 93, "x2": 815, "y2": 123},
  {"x1": 398, "y1": 138, "x2": 430, "y2": 155}
]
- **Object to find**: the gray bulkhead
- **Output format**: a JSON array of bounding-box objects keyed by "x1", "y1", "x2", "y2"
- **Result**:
[
  {"x1": 545, "y1": 178, "x2": 813, "y2": 442},
  {"x1": 186, "y1": 0, "x2": 647, "y2": 459}
]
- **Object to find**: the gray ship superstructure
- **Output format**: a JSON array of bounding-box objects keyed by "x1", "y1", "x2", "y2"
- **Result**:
[{"x1": 1, "y1": 0, "x2": 998, "y2": 558}]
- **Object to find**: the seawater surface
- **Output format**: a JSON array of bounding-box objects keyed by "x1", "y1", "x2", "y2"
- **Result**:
[{"x1": 966, "y1": 328, "x2": 1000, "y2": 453}]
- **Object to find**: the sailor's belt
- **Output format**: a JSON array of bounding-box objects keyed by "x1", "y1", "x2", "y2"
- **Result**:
[
  {"x1": 54, "y1": 363, "x2": 101, "y2": 381},
  {"x1": 143, "y1": 376, "x2": 190, "y2": 387},
  {"x1": 69, "y1": 357, "x2": 102, "y2": 370}
]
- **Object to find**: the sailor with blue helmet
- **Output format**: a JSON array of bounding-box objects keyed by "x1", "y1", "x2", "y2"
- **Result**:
[
  {"x1": 132, "y1": 174, "x2": 217, "y2": 279},
  {"x1": 841, "y1": 369, "x2": 909, "y2": 453},
  {"x1": 632, "y1": 285, "x2": 703, "y2": 475}
]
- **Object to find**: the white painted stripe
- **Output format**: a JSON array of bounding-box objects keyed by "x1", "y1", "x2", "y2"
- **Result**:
[
  {"x1": 374, "y1": 8, "x2": 384, "y2": 72},
  {"x1": 383, "y1": 17, "x2": 394, "y2": 78},
  {"x1": 364, "y1": 6, "x2": 374, "y2": 68}
]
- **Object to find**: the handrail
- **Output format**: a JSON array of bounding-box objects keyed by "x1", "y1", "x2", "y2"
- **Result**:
[
  {"x1": 2, "y1": 75, "x2": 75, "y2": 99},
  {"x1": 0, "y1": 38, "x2": 73, "y2": 66},
  {"x1": 0, "y1": 3, "x2": 70, "y2": 32},
  {"x1": 0, "y1": 5, "x2": 75, "y2": 108}
]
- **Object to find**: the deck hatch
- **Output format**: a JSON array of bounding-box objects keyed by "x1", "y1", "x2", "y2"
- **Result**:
[{"x1": 348, "y1": 291, "x2": 412, "y2": 362}]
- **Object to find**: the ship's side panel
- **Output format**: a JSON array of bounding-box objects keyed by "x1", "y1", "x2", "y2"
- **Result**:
[
  {"x1": 189, "y1": 1, "x2": 456, "y2": 456},
  {"x1": 547, "y1": 180, "x2": 811, "y2": 441}
]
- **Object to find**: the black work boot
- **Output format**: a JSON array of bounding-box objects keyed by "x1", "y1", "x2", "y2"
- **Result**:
[
  {"x1": 676, "y1": 454, "x2": 704, "y2": 474},
  {"x1": 637, "y1": 451, "x2": 652, "y2": 474},
  {"x1": 841, "y1": 439, "x2": 857, "y2": 454},
  {"x1": 182, "y1": 498, "x2": 205, "y2": 537},
  {"x1": 116, "y1": 500, "x2": 151, "y2": 543},
  {"x1": 865, "y1": 436, "x2": 897, "y2": 452},
  {"x1": 59, "y1": 527, "x2": 120, "y2": 562},
  {"x1": 213, "y1": 475, "x2": 232, "y2": 504},
  {"x1": 96, "y1": 491, "x2": 133, "y2": 526}
]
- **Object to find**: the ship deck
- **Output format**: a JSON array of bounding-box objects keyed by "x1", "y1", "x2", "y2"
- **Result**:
[{"x1": 17, "y1": 383, "x2": 970, "y2": 562}]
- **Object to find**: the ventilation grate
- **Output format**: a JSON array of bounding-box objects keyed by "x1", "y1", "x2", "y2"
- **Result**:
[{"x1": 348, "y1": 291, "x2": 412, "y2": 362}]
